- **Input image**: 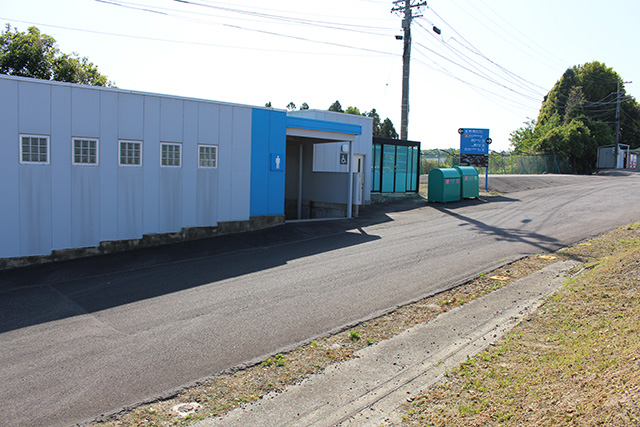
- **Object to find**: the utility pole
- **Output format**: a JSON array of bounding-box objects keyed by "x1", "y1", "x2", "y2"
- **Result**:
[
  {"x1": 615, "y1": 81, "x2": 622, "y2": 168},
  {"x1": 392, "y1": 0, "x2": 426, "y2": 141},
  {"x1": 615, "y1": 80, "x2": 633, "y2": 168}
]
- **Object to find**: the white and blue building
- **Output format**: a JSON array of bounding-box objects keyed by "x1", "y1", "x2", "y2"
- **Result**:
[{"x1": 0, "y1": 74, "x2": 373, "y2": 266}]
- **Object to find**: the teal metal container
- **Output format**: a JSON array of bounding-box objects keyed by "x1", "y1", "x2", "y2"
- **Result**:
[
  {"x1": 454, "y1": 166, "x2": 480, "y2": 199},
  {"x1": 428, "y1": 168, "x2": 461, "y2": 202}
]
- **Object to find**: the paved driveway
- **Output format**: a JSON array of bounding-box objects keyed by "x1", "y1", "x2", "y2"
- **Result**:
[{"x1": 1, "y1": 173, "x2": 639, "y2": 427}]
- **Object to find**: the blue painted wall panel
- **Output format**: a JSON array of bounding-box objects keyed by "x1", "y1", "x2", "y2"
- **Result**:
[
  {"x1": 286, "y1": 116, "x2": 361, "y2": 135},
  {"x1": 18, "y1": 81, "x2": 52, "y2": 256},
  {"x1": 158, "y1": 168, "x2": 183, "y2": 232},
  {"x1": 198, "y1": 102, "x2": 220, "y2": 143},
  {"x1": 117, "y1": 169, "x2": 144, "y2": 239},
  {"x1": 71, "y1": 167, "x2": 101, "y2": 248},
  {"x1": 71, "y1": 87, "x2": 100, "y2": 137},
  {"x1": 267, "y1": 111, "x2": 286, "y2": 215},
  {"x1": 118, "y1": 93, "x2": 144, "y2": 140},
  {"x1": 142, "y1": 97, "x2": 160, "y2": 234},
  {"x1": 196, "y1": 169, "x2": 218, "y2": 226},
  {"x1": 249, "y1": 109, "x2": 286, "y2": 216},
  {"x1": 0, "y1": 79, "x2": 20, "y2": 257},
  {"x1": 196, "y1": 102, "x2": 220, "y2": 226},
  {"x1": 250, "y1": 109, "x2": 270, "y2": 216},
  {"x1": 160, "y1": 98, "x2": 183, "y2": 143},
  {"x1": 100, "y1": 91, "x2": 119, "y2": 242},
  {"x1": 2, "y1": 76, "x2": 291, "y2": 259},
  {"x1": 50, "y1": 86, "x2": 73, "y2": 250},
  {"x1": 217, "y1": 106, "x2": 233, "y2": 222},
  {"x1": 182, "y1": 101, "x2": 198, "y2": 228},
  {"x1": 19, "y1": 167, "x2": 52, "y2": 256},
  {"x1": 231, "y1": 106, "x2": 252, "y2": 220},
  {"x1": 18, "y1": 82, "x2": 50, "y2": 135}
]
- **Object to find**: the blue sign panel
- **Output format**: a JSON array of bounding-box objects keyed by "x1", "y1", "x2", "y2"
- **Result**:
[
  {"x1": 460, "y1": 128, "x2": 490, "y2": 155},
  {"x1": 271, "y1": 153, "x2": 284, "y2": 171}
]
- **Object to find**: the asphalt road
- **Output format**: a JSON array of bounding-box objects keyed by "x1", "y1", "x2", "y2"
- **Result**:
[{"x1": 1, "y1": 173, "x2": 639, "y2": 427}]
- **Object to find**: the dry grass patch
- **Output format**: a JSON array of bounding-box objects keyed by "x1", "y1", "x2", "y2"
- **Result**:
[{"x1": 398, "y1": 223, "x2": 640, "y2": 426}]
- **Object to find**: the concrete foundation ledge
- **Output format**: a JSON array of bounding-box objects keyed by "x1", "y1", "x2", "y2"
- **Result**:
[
  {"x1": 371, "y1": 193, "x2": 422, "y2": 204},
  {"x1": 0, "y1": 215, "x2": 285, "y2": 271}
]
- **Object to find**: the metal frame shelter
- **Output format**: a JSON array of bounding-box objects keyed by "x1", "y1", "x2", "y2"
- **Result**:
[{"x1": 371, "y1": 137, "x2": 421, "y2": 193}]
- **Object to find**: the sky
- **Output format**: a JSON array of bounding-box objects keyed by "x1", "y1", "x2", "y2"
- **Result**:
[{"x1": 2, "y1": 0, "x2": 639, "y2": 152}]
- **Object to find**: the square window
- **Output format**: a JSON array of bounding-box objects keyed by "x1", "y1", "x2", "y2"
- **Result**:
[
  {"x1": 20, "y1": 135, "x2": 49, "y2": 164},
  {"x1": 161, "y1": 143, "x2": 181, "y2": 167},
  {"x1": 119, "y1": 140, "x2": 142, "y2": 166},
  {"x1": 72, "y1": 138, "x2": 98, "y2": 165},
  {"x1": 198, "y1": 145, "x2": 218, "y2": 168}
]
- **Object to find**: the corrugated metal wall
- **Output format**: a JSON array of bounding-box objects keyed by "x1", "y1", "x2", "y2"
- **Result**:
[{"x1": 0, "y1": 76, "x2": 253, "y2": 258}]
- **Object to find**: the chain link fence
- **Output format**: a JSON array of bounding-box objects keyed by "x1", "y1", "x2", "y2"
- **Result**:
[{"x1": 421, "y1": 150, "x2": 571, "y2": 175}]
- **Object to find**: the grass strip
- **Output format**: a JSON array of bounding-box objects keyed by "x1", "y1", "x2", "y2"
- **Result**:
[{"x1": 399, "y1": 223, "x2": 640, "y2": 426}]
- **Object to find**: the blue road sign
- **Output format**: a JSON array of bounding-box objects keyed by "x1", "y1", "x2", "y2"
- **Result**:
[{"x1": 460, "y1": 128, "x2": 490, "y2": 155}]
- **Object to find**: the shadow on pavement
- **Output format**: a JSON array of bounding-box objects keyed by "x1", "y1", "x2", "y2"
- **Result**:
[
  {"x1": 431, "y1": 198, "x2": 562, "y2": 255},
  {"x1": 0, "y1": 199, "x2": 427, "y2": 334}
]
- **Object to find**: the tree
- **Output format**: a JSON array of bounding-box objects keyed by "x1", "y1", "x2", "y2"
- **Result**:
[
  {"x1": 286, "y1": 102, "x2": 296, "y2": 111},
  {"x1": 537, "y1": 61, "x2": 640, "y2": 149},
  {"x1": 345, "y1": 106, "x2": 361, "y2": 115},
  {"x1": 327, "y1": 102, "x2": 398, "y2": 138},
  {"x1": 328, "y1": 100, "x2": 344, "y2": 113},
  {"x1": 510, "y1": 61, "x2": 640, "y2": 173},
  {"x1": 364, "y1": 109, "x2": 381, "y2": 134},
  {"x1": 265, "y1": 101, "x2": 272, "y2": 108},
  {"x1": 379, "y1": 118, "x2": 399, "y2": 139},
  {"x1": 300, "y1": 102, "x2": 309, "y2": 110},
  {"x1": 509, "y1": 119, "x2": 537, "y2": 154},
  {"x1": 1, "y1": 24, "x2": 114, "y2": 86},
  {"x1": 537, "y1": 119, "x2": 597, "y2": 174}
]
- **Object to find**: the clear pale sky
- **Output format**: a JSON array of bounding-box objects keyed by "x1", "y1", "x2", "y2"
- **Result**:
[{"x1": 2, "y1": 0, "x2": 638, "y2": 152}]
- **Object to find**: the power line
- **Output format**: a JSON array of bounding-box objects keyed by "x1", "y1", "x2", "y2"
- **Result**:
[
  {"x1": 454, "y1": 0, "x2": 567, "y2": 69},
  {"x1": 2, "y1": 17, "x2": 397, "y2": 57},
  {"x1": 412, "y1": 41, "x2": 542, "y2": 103},
  {"x1": 414, "y1": 19, "x2": 545, "y2": 99},
  {"x1": 96, "y1": 0, "x2": 396, "y2": 35}
]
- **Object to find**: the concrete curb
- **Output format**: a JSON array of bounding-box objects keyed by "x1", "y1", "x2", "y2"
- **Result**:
[{"x1": 195, "y1": 259, "x2": 580, "y2": 427}]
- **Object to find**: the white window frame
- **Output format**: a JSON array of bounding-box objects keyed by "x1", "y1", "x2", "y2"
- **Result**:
[
  {"x1": 198, "y1": 144, "x2": 218, "y2": 168},
  {"x1": 119, "y1": 140, "x2": 143, "y2": 167},
  {"x1": 19, "y1": 134, "x2": 50, "y2": 165},
  {"x1": 160, "y1": 143, "x2": 182, "y2": 168},
  {"x1": 72, "y1": 137, "x2": 99, "y2": 166}
]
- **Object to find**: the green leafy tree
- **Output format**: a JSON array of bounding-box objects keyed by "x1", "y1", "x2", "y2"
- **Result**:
[
  {"x1": 1, "y1": 24, "x2": 114, "y2": 86},
  {"x1": 345, "y1": 106, "x2": 361, "y2": 115},
  {"x1": 537, "y1": 119, "x2": 597, "y2": 174},
  {"x1": 511, "y1": 61, "x2": 640, "y2": 173},
  {"x1": 509, "y1": 119, "x2": 537, "y2": 153},
  {"x1": 328, "y1": 102, "x2": 398, "y2": 138}
]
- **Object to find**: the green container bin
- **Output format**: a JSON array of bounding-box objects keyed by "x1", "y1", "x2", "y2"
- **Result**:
[
  {"x1": 428, "y1": 168, "x2": 461, "y2": 202},
  {"x1": 454, "y1": 166, "x2": 479, "y2": 199}
]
